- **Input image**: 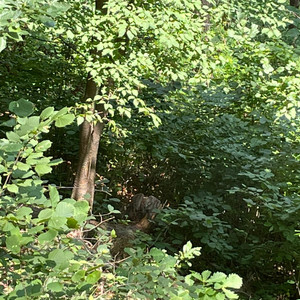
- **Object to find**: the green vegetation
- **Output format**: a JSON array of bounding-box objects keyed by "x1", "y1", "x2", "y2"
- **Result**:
[{"x1": 0, "y1": 0, "x2": 299, "y2": 299}]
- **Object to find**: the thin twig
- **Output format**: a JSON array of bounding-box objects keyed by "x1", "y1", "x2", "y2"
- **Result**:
[{"x1": 82, "y1": 216, "x2": 115, "y2": 233}]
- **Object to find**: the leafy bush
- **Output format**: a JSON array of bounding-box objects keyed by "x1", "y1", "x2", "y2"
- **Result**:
[
  {"x1": 0, "y1": 101, "x2": 242, "y2": 299},
  {"x1": 116, "y1": 242, "x2": 242, "y2": 300}
]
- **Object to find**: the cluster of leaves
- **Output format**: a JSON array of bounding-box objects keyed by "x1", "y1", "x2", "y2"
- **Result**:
[
  {"x1": 0, "y1": 0, "x2": 299, "y2": 299},
  {"x1": 0, "y1": 100, "x2": 96, "y2": 299},
  {"x1": 0, "y1": 0, "x2": 70, "y2": 52},
  {"x1": 0, "y1": 101, "x2": 242, "y2": 299},
  {"x1": 117, "y1": 242, "x2": 242, "y2": 300},
  {"x1": 92, "y1": 0, "x2": 300, "y2": 298}
]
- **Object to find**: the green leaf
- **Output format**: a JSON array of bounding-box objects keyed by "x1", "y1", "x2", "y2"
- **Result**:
[
  {"x1": 55, "y1": 202, "x2": 74, "y2": 217},
  {"x1": 150, "y1": 113, "x2": 161, "y2": 127},
  {"x1": 208, "y1": 272, "x2": 226, "y2": 283},
  {"x1": 216, "y1": 293, "x2": 225, "y2": 300},
  {"x1": 263, "y1": 64, "x2": 274, "y2": 74},
  {"x1": 49, "y1": 185, "x2": 59, "y2": 207},
  {"x1": 47, "y1": 282, "x2": 63, "y2": 292},
  {"x1": 38, "y1": 208, "x2": 53, "y2": 220},
  {"x1": 118, "y1": 23, "x2": 127, "y2": 37},
  {"x1": 0, "y1": 165, "x2": 7, "y2": 173},
  {"x1": 107, "y1": 204, "x2": 114, "y2": 212},
  {"x1": 110, "y1": 229, "x2": 117, "y2": 238},
  {"x1": 66, "y1": 217, "x2": 79, "y2": 228},
  {"x1": 16, "y1": 207, "x2": 33, "y2": 218},
  {"x1": 3, "y1": 142, "x2": 23, "y2": 152},
  {"x1": 9, "y1": 99, "x2": 34, "y2": 117},
  {"x1": 13, "y1": 169, "x2": 35, "y2": 179},
  {"x1": 72, "y1": 270, "x2": 86, "y2": 282},
  {"x1": 201, "y1": 270, "x2": 212, "y2": 281},
  {"x1": 6, "y1": 131, "x2": 20, "y2": 142},
  {"x1": 48, "y1": 216, "x2": 66, "y2": 229},
  {"x1": 223, "y1": 289, "x2": 239, "y2": 299},
  {"x1": 150, "y1": 248, "x2": 166, "y2": 261},
  {"x1": 0, "y1": 37, "x2": 7, "y2": 52},
  {"x1": 48, "y1": 249, "x2": 74, "y2": 270},
  {"x1": 35, "y1": 140, "x2": 52, "y2": 152},
  {"x1": 7, "y1": 184, "x2": 19, "y2": 193},
  {"x1": 86, "y1": 270, "x2": 101, "y2": 284},
  {"x1": 16, "y1": 116, "x2": 40, "y2": 136},
  {"x1": 183, "y1": 241, "x2": 192, "y2": 253},
  {"x1": 74, "y1": 200, "x2": 90, "y2": 215},
  {"x1": 16, "y1": 162, "x2": 30, "y2": 171},
  {"x1": 53, "y1": 107, "x2": 68, "y2": 119},
  {"x1": 48, "y1": 158, "x2": 63, "y2": 166},
  {"x1": 55, "y1": 114, "x2": 75, "y2": 127},
  {"x1": 127, "y1": 30, "x2": 134, "y2": 40},
  {"x1": 6, "y1": 235, "x2": 21, "y2": 254},
  {"x1": 38, "y1": 229, "x2": 58, "y2": 244},
  {"x1": 225, "y1": 274, "x2": 243, "y2": 289},
  {"x1": 35, "y1": 164, "x2": 52, "y2": 176},
  {"x1": 28, "y1": 225, "x2": 44, "y2": 234},
  {"x1": 66, "y1": 30, "x2": 74, "y2": 39},
  {"x1": 40, "y1": 107, "x2": 55, "y2": 120},
  {"x1": 77, "y1": 116, "x2": 84, "y2": 126}
]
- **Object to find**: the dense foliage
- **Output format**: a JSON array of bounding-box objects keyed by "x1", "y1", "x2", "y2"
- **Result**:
[{"x1": 0, "y1": 0, "x2": 299, "y2": 299}]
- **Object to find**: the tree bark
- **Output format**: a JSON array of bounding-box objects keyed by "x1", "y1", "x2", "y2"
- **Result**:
[
  {"x1": 72, "y1": 0, "x2": 107, "y2": 209},
  {"x1": 71, "y1": 78, "x2": 105, "y2": 209}
]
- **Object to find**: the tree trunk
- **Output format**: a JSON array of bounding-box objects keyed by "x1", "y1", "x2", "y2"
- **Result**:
[
  {"x1": 71, "y1": 78, "x2": 105, "y2": 209},
  {"x1": 72, "y1": 1, "x2": 107, "y2": 209}
]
